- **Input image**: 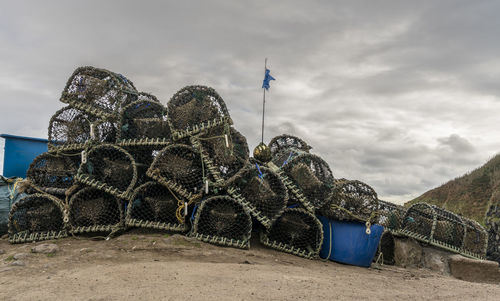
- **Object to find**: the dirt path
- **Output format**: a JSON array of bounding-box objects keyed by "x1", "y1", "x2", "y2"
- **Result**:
[{"x1": 1, "y1": 232, "x2": 499, "y2": 300}]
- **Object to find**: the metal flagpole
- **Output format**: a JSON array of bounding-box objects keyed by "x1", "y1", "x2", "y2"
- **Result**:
[{"x1": 261, "y1": 58, "x2": 267, "y2": 144}]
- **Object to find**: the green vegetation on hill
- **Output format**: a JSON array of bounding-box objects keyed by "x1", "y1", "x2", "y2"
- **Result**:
[{"x1": 406, "y1": 153, "x2": 500, "y2": 225}]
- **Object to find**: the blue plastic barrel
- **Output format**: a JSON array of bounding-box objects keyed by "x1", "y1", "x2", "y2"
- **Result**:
[
  {"x1": 318, "y1": 216, "x2": 384, "y2": 267},
  {"x1": 1, "y1": 134, "x2": 48, "y2": 178}
]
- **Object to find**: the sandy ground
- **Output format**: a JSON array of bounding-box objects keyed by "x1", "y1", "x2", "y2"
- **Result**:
[{"x1": 1, "y1": 231, "x2": 499, "y2": 301}]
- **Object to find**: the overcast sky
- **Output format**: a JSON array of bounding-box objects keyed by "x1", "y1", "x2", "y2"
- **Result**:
[{"x1": 1, "y1": 0, "x2": 500, "y2": 204}]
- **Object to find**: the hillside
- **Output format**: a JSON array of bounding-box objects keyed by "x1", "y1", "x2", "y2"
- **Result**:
[{"x1": 407, "y1": 153, "x2": 500, "y2": 225}]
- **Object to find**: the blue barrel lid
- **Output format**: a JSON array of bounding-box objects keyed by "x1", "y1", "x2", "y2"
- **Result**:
[{"x1": 0, "y1": 134, "x2": 48, "y2": 143}]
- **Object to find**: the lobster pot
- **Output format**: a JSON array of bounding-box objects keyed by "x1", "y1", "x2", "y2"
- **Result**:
[
  {"x1": 280, "y1": 151, "x2": 334, "y2": 211},
  {"x1": 191, "y1": 127, "x2": 249, "y2": 185},
  {"x1": 118, "y1": 99, "x2": 171, "y2": 142},
  {"x1": 402, "y1": 203, "x2": 486, "y2": 259},
  {"x1": 147, "y1": 144, "x2": 204, "y2": 201},
  {"x1": 69, "y1": 186, "x2": 124, "y2": 234},
  {"x1": 320, "y1": 179, "x2": 379, "y2": 224},
  {"x1": 26, "y1": 152, "x2": 79, "y2": 195},
  {"x1": 227, "y1": 164, "x2": 288, "y2": 228},
  {"x1": 48, "y1": 106, "x2": 117, "y2": 152},
  {"x1": 376, "y1": 230, "x2": 395, "y2": 265},
  {"x1": 269, "y1": 134, "x2": 312, "y2": 163},
  {"x1": 261, "y1": 208, "x2": 323, "y2": 259},
  {"x1": 76, "y1": 144, "x2": 137, "y2": 200},
  {"x1": 167, "y1": 85, "x2": 232, "y2": 139},
  {"x1": 60, "y1": 66, "x2": 138, "y2": 118},
  {"x1": 377, "y1": 200, "x2": 406, "y2": 231},
  {"x1": 8, "y1": 194, "x2": 67, "y2": 243},
  {"x1": 126, "y1": 181, "x2": 188, "y2": 232},
  {"x1": 191, "y1": 195, "x2": 252, "y2": 249}
]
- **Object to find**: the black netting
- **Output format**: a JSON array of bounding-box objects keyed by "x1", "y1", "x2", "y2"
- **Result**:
[
  {"x1": 126, "y1": 181, "x2": 188, "y2": 232},
  {"x1": 118, "y1": 99, "x2": 171, "y2": 142},
  {"x1": 69, "y1": 186, "x2": 124, "y2": 234},
  {"x1": 280, "y1": 152, "x2": 334, "y2": 210},
  {"x1": 60, "y1": 66, "x2": 137, "y2": 118},
  {"x1": 261, "y1": 208, "x2": 323, "y2": 259},
  {"x1": 26, "y1": 152, "x2": 79, "y2": 194},
  {"x1": 463, "y1": 219, "x2": 488, "y2": 257},
  {"x1": 486, "y1": 201, "x2": 500, "y2": 263},
  {"x1": 191, "y1": 195, "x2": 252, "y2": 249},
  {"x1": 320, "y1": 179, "x2": 379, "y2": 223},
  {"x1": 378, "y1": 200, "x2": 406, "y2": 231},
  {"x1": 121, "y1": 144, "x2": 165, "y2": 186},
  {"x1": 8, "y1": 194, "x2": 67, "y2": 243},
  {"x1": 147, "y1": 144, "x2": 204, "y2": 200},
  {"x1": 269, "y1": 134, "x2": 312, "y2": 158},
  {"x1": 227, "y1": 163, "x2": 288, "y2": 228},
  {"x1": 76, "y1": 144, "x2": 137, "y2": 200},
  {"x1": 192, "y1": 126, "x2": 249, "y2": 185},
  {"x1": 377, "y1": 231, "x2": 395, "y2": 265},
  {"x1": 167, "y1": 85, "x2": 232, "y2": 138}
]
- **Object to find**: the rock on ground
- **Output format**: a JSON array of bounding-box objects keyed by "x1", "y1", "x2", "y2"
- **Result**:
[
  {"x1": 31, "y1": 244, "x2": 59, "y2": 254},
  {"x1": 449, "y1": 255, "x2": 500, "y2": 283},
  {"x1": 394, "y1": 237, "x2": 423, "y2": 268}
]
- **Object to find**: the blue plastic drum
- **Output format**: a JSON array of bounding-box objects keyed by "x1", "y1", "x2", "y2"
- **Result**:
[{"x1": 318, "y1": 216, "x2": 384, "y2": 267}]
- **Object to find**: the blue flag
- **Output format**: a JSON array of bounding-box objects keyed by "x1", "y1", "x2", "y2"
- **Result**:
[{"x1": 262, "y1": 68, "x2": 275, "y2": 90}]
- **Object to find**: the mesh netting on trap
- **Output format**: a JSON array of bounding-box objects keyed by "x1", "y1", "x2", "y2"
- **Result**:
[
  {"x1": 117, "y1": 99, "x2": 171, "y2": 143},
  {"x1": 69, "y1": 186, "x2": 124, "y2": 234},
  {"x1": 146, "y1": 144, "x2": 204, "y2": 202},
  {"x1": 60, "y1": 66, "x2": 138, "y2": 119},
  {"x1": 191, "y1": 126, "x2": 249, "y2": 187},
  {"x1": 167, "y1": 85, "x2": 232, "y2": 139},
  {"x1": 320, "y1": 179, "x2": 379, "y2": 224},
  {"x1": 377, "y1": 199, "x2": 406, "y2": 231},
  {"x1": 226, "y1": 163, "x2": 288, "y2": 228},
  {"x1": 276, "y1": 151, "x2": 334, "y2": 212},
  {"x1": 400, "y1": 203, "x2": 487, "y2": 259},
  {"x1": 8, "y1": 194, "x2": 67, "y2": 243},
  {"x1": 269, "y1": 134, "x2": 312, "y2": 160},
  {"x1": 260, "y1": 208, "x2": 323, "y2": 259},
  {"x1": 48, "y1": 106, "x2": 117, "y2": 152},
  {"x1": 126, "y1": 181, "x2": 188, "y2": 232},
  {"x1": 76, "y1": 144, "x2": 137, "y2": 200},
  {"x1": 120, "y1": 144, "x2": 166, "y2": 187},
  {"x1": 190, "y1": 195, "x2": 252, "y2": 249},
  {"x1": 26, "y1": 152, "x2": 79, "y2": 195}
]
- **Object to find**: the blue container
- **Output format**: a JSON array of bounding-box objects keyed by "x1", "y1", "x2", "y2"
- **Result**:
[
  {"x1": 1, "y1": 134, "x2": 48, "y2": 178},
  {"x1": 318, "y1": 216, "x2": 384, "y2": 267}
]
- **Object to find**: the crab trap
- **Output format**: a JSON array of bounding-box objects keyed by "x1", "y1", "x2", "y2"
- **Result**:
[
  {"x1": 190, "y1": 195, "x2": 252, "y2": 249},
  {"x1": 68, "y1": 186, "x2": 124, "y2": 234},
  {"x1": 273, "y1": 150, "x2": 334, "y2": 212},
  {"x1": 25, "y1": 152, "x2": 79, "y2": 195},
  {"x1": 126, "y1": 181, "x2": 189, "y2": 232},
  {"x1": 320, "y1": 179, "x2": 379, "y2": 224},
  {"x1": 226, "y1": 163, "x2": 288, "y2": 228},
  {"x1": 117, "y1": 98, "x2": 171, "y2": 144},
  {"x1": 75, "y1": 144, "x2": 137, "y2": 200},
  {"x1": 260, "y1": 208, "x2": 323, "y2": 259},
  {"x1": 59, "y1": 66, "x2": 138, "y2": 119},
  {"x1": 190, "y1": 127, "x2": 249, "y2": 188},
  {"x1": 8, "y1": 193, "x2": 67, "y2": 243},
  {"x1": 377, "y1": 199, "x2": 406, "y2": 231},
  {"x1": 269, "y1": 134, "x2": 312, "y2": 162},
  {"x1": 146, "y1": 144, "x2": 204, "y2": 202},
  {"x1": 397, "y1": 203, "x2": 487, "y2": 259},
  {"x1": 167, "y1": 85, "x2": 232, "y2": 140},
  {"x1": 48, "y1": 106, "x2": 117, "y2": 152}
]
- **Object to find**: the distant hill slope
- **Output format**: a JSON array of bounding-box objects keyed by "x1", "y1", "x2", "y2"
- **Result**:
[{"x1": 406, "y1": 153, "x2": 500, "y2": 225}]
